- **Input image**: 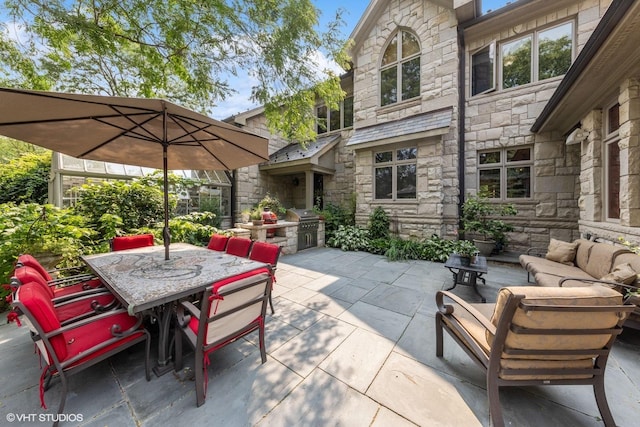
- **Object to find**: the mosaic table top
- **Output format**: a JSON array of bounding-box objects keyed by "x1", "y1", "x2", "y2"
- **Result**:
[{"x1": 82, "y1": 243, "x2": 267, "y2": 315}]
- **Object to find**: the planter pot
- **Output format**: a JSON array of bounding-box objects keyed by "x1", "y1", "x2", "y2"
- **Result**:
[
  {"x1": 252, "y1": 220, "x2": 264, "y2": 226},
  {"x1": 473, "y1": 239, "x2": 495, "y2": 257},
  {"x1": 459, "y1": 256, "x2": 471, "y2": 267}
]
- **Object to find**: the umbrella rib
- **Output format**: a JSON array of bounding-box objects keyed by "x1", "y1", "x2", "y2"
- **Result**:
[{"x1": 165, "y1": 114, "x2": 232, "y2": 170}]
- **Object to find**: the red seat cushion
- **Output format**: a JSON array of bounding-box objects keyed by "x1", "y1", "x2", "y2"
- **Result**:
[
  {"x1": 111, "y1": 234, "x2": 155, "y2": 251},
  {"x1": 17, "y1": 254, "x2": 53, "y2": 281},
  {"x1": 249, "y1": 241, "x2": 280, "y2": 265},
  {"x1": 207, "y1": 235, "x2": 229, "y2": 251},
  {"x1": 225, "y1": 237, "x2": 252, "y2": 257}
]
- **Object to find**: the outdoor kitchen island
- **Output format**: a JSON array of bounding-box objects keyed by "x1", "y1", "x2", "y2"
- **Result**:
[{"x1": 235, "y1": 209, "x2": 324, "y2": 254}]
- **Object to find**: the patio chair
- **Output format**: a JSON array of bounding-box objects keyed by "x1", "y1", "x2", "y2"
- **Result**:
[
  {"x1": 12, "y1": 281, "x2": 150, "y2": 426},
  {"x1": 110, "y1": 233, "x2": 155, "y2": 251},
  {"x1": 16, "y1": 253, "x2": 95, "y2": 287},
  {"x1": 435, "y1": 285, "x2": 635, "y2": 427},
  {"x1": 12, "y1": 267, "x2": 117, "y2": 324},
  {"x1": 249, "y1": 241, "x2": 282, "y2": 313},
  {"x1": 13, "y1": 265, "x2": 103, "y2": 298},
  {"x1": 225, "y1": 236, "x2": 253, "y2": 257},
  {"x1": 207, "y1": 234, "x2": 229, "y2": 252},
  {"x1": 174, "y1": 266, "x2": 273, "y2": 407}
]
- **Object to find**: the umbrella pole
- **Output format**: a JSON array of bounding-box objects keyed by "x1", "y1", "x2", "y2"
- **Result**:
[{"x1": 162, "y1": 105, "x2": 171, "y2": 261}]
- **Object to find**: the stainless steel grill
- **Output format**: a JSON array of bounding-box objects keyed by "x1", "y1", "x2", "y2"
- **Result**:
[{"x1": 286, "y1": 209, "x2": 319, "y2": 251}]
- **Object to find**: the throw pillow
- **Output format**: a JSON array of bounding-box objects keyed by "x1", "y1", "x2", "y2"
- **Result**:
[
  {"x1": 545, "y1": 238, "x2": 578, "y2": 265},
  {"x1": 600, "y1": 263, "x2": 637, "y2": 285}
]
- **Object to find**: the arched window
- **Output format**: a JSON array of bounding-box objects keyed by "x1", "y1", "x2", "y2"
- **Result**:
[{"x1": 380, "y1": 30, "x2": 421, "y2": 106}]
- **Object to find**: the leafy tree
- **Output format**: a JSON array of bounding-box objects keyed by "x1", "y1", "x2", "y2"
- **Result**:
[
  {"x1": 0, "y1": 136, "x2": 48, "y2": 162},
  {"x1": 0, "y1": 151, "x2": 51, "y2": 204},
  {"x1": 1, "y1": 0, "x2": 350, "y2": 143}
]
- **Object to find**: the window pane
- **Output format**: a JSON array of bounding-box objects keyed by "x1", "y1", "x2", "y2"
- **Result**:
[
  {"x1": 479, "y1": 169, "x2": 500, "y2": 197},
  {"x1": 479, "y1": 151, "x2": 500, "y2": 164},
  {"x1": 608, "y1": 142, "x2": 620, "y2": 219},
  {"x1": 401, "y1": 57, "x2": 420, "y2": 100},
  {"x1": 375, "y1": 167, "x2": 393, "y2": 199},
  {"x1": 330, "y1": 108, "x2": 341, "y2": 131},
  {"x1": 402, "y1": 32, "x2": 420, "y2": 58},
  {"x1": 502, "y1": 36, "x2": 531, "y2": 89},
  {"x1": 397, "y1": 164, "x2": 416, "y2": 199},
  {"x1": 380, "y1": 67, "x2": 398, "y2": 106},
  {"x1": 471, "y1": 44, "x2": 494, "y2": 95},
  {"x1": 507, "y1": 147, "x2": 531, "y2": 162},
  {"x1": 375, "y1": 151, "x2": 392, "y2": 163},
  {"x1": 608, "y1": 104, "x2": 620, "y2": 134},
  {"x1": 397, "y1": 147, "x2": 417, "y2": 160},
  {"x1": 316, "y1": 105, "x2": 327, "y2": 134},
  {"x1": 343, "y1": 97, "x2": 353, "y2": 128},
  {"x1": 538, "y1": 22, "x2": 572, "y2": 80},
  {"x1": 382, "y1": 34, "x2": 397, "y2": 66},
  {"x1": 506, "y1": 166, "x2": 531, "y2": 198}
]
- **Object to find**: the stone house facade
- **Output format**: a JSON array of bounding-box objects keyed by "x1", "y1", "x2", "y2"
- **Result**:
[{"x1": 230, "y1": 0, "x2": 640, "y2": 251}]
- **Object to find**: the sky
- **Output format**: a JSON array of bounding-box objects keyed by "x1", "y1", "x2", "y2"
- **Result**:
[{"x1": 212, "y1": 0, "x2": 511, "y2": 119}]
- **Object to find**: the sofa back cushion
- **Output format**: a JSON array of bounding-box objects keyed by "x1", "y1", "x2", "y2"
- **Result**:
[
  {"x1": 584, "y1": 243, "x2": 630, "y2": 279},
  {"x1": 612, "y1": 252, "x2": 640, "y2": 284},
  {"x1": 574, "y1": 239, "x2": 596, "y2": 271},
  {"x1": 545, "y1": 239, "x2": 578, "y2": 265}
]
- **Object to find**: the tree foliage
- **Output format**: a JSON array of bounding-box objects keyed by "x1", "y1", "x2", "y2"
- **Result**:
[
  {"x1": 0, "y1": 151, "x2": 51, "y2": 204},
  {"x1": 1, "y1": 0, "x2": 350, "y2": 143}
]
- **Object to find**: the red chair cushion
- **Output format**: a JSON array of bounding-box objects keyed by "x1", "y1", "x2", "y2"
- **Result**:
[
  {"x1": 207, "y1": 234, "x2": 229, "y2": 251},
  {"x1": 14, "y1": 266, "x2": 55, "y2": 299},
  {"x1": 17, "y1": 254, "x2": 53, "y2": 281},
  {"x1": 111, "y1": 234, "x2": 155, "y2": 251},
  {"x1": 17, "y1": 283, "x2": 67, "y2": 361},
  {"x1": 225, "y1": 237, "x2": 252, "y2": 257},
  {"x1": 249, "y1": 241, "x2": 280, "y2": 265}
]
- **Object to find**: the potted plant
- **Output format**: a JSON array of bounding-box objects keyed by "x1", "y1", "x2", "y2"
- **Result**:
[
  {"x1": 250, "y1": 208, "x2": 263, "y2": 226},
  {"x1": 258, "y1": 193, "x2": 286, "y2": 219},
  {"x1": 461, "y1": 187, "x2": 517, "y2": 256},
  {"x1": 454, "y1": 239, "x2": 479, "y2": 266}
]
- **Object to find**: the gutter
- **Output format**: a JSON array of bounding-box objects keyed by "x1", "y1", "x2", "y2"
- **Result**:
[
  {"x1": 457, "y1": 25, "x2": 466, "y2": 232},
  {"x1": 530, "y1": 0, "x2": 634, "y2": 133}
]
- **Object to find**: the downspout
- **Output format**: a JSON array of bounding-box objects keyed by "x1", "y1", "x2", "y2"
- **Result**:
[
  {"x1": 230, "y1": 170, "x2": 236, "y2": 226},
  {"x1": 456, "y1": 25, "x2": 466, "y2": 235}
]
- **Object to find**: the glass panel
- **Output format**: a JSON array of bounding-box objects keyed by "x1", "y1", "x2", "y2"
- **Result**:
[
  {"x1": 506, "y1": 166, "x2": 531, "y2": 198},
  {"x1": 380, "y1": 67, "x2": 397, "y2": 106},
  {"x1": 506, "y1": 147, "x2": 531, "y2": 162},
  {"x1": 397, "y1": 164, "x2": 416, "y2": 199},
  {"x1": 471, "y1": 44, "x2": 494, "y2": 95},
  {"x1": 60, "y1": 155, "x2": 84, "y2": 171},
  {"x1": 330, "y1": 107, "x2": 341, "y2": 131},
  {"x1": 608, "y1": 141, "x2": 620, "y2": 219},
  {"x1": 402, "y1": 31, "x2": 420, "y2": 58},
  {"x1": 479, "y1": 168, "x2": 501, "y2": 197},
  {"x1": 104, "y1": 162, "x2": 125, "y2": 175},
  {"x1": 608, "y1": 104, "x2": 620, "y2": 134},
  {"x1": 316, "y1": 105, "x2": 327, "y2": 134},
  {"x1": 85, "y1": 159, "x2": 105, "y2": 173},
  {"x1": 401, "y1": 57, "x2": 420, "y2": 100},
  {"x1": 375, "y1": 167, "x2": 393, "y2": 199},
  {"x1": 382, "y1": 34, "x2": 398, "y2": 66},
  {"x1": 125, "y1": 165, "x2": 142, "y2": 175},
  {"x1": 479, "y1": 151, "x2": 500, "y2": 164},
  {"x1": 397, "y1": 147, "x2": 417, "y2": 161},
  {"x1": 375, "y1": 151, "x2": 392, "y2": 163},
  {"x1": 538, "y1": 22, "x2": 572, "y2": 80},
  {"x1": 343, "y1": 97, "x2": 353, "y2": 128},
  {"x1": 502, "y1": 36, "x2": 531, "y2": 89}
]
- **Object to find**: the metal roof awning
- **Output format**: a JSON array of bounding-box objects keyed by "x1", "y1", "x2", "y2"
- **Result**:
[
  {"x1": 346, "y1": 108, "x2": 452, "y2": 149},
  {"x1": 259, "y1": 134, "x2": 341, "y2": 175}
]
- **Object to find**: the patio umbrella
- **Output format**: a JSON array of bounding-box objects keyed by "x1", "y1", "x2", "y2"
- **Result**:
[{"x1": 0, "y1": 87, "x2": 269, "y2": 260}]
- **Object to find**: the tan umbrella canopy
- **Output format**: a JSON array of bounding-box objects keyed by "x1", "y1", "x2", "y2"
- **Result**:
[{"x1": 0, "y1": 87, "x2": 269, "y2": 259}]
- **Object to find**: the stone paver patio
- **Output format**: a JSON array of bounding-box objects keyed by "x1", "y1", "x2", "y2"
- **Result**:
[{"x1": 1, "y1": 247, "x2": 638, "y2": 426}]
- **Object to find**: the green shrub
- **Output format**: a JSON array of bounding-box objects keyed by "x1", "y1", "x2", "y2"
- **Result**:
[
  {"x1": 327, "y1": 225, "x2": 370, "y2": 251},
  {"x1": 367, "y1": 238, "x2": 391, "y2": 255},
  {"x1": 368, "y1": 206, "x2": 390, "y2": 240},
  {"x1": 0, "y1": 152, "x2": 51, "y2": 204},
  {"x1": 168, "y1": 212, "x2": 220, "y2": 246},
  {"x1": 317, "y1": 201, "x2": 355, "y2": 240}
]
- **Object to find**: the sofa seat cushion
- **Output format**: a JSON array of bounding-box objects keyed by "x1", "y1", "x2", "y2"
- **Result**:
[
  {"x1": 534, "y1": 272, "x2": 594, "y2": 287},
  {"x1": 523, "y1": 258, "x2": 588, "y2": 278}
]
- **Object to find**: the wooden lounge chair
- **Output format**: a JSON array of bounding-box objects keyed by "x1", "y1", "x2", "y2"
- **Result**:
[
  {"x1": 12, "y1": 281, "x2": 150, "y2": 426},
  {"x1": 174, "y1": 267, "x2": 273, "y2": 407},
  {"x1": 249, "y1": 241, "x2": 282, "y2": 313},
  {"x1": 435, "y1": 285, "x2": 635, "y2": 427}
]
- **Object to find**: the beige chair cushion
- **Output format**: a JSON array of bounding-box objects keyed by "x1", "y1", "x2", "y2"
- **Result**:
[
  {"x1": 601, "y1": 263, "x2": 637, "y2": 285},
  {"x1": 545, "y1": 239, "x2": 578, "y2": 265},
  {"x1": 574, "y1": 239, "x2": 596, "y2": 270},
  {"x1": 448, "y1": 303, "x2": 495, "y2": 357},
  {"x1": 583, "y1": 243, "x2": 629, "y2": 279},
  {"x1": 487, "y1": 286, "x2": 624, "y2": 359}
]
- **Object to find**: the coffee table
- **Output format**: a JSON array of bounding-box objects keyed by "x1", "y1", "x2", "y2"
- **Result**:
[{"x1": 443, "y1": 254, "x2": 488, "y2": 302}]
